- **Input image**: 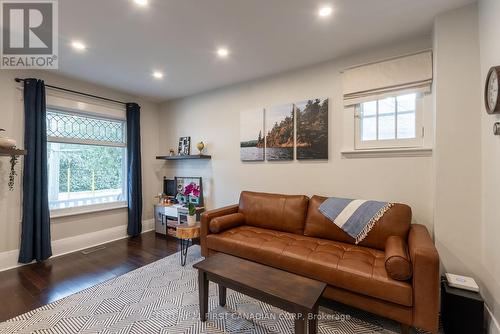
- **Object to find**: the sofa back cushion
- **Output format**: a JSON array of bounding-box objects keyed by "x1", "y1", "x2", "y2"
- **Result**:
[
  {"x1": 238, "y1": 191, "x2": 309, "y2": 235},
  {"x1": 303, "y1": 195, "x2": 412, "y2": 250}
]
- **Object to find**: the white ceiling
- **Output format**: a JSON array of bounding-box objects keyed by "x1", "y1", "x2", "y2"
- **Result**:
[{"x1": 56, "y1": 0, "x2": 476, "y2": 101}]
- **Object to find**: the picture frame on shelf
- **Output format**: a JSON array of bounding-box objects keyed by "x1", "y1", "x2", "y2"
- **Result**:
[{"x1": 178, "y1": 136, "x2": 191, "y2": 155}]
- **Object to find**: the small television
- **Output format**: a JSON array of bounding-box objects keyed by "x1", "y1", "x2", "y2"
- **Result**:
[{"x1": 163, "y1": 178, "x2": 176, "y2": 197}]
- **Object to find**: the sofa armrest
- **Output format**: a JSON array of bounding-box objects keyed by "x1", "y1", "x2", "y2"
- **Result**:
[
  {"x1": 408, "y1": 224, "x2": 440, "y2": 333},
  {"x1": 200, "y1": 204, "x2": 239, "y2": 257}
]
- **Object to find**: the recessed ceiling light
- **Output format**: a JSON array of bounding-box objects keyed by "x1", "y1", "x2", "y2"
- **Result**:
[
  {"x1": 152, "y1": 71, "x2": 164, "y2": 79},
  {"x1": 217, "y1": 47, "x2": 229, "y2": 58},
  {"x1": 71, "y1": 41, "x2": 86, "y2": 51},
  {"x1": 318, "y1": 6, "x2": 333, "y2": 17},
  {"x1": 134, "y1": 0, "x2": 148, "y2": 6}
]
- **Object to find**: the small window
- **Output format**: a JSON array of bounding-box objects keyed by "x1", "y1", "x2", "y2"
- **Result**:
[
  {"x1": 46, "y1": 109, "x2": 127, "y2": 211},
  {"x1": 355, "y1": 93, "x2": 423, "y2": 149}
]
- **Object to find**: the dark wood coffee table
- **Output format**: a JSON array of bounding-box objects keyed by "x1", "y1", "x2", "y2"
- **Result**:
[{"x1": 193, "y1": 253, "x2": 327, "y2": 334}]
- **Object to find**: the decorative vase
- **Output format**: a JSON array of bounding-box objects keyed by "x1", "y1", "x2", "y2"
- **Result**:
[
  {"x1": 196, "y1": 141, "x2": 205, "y2": 155},
  {"x1": 187, "y1": 214, "x2": 196, "y2": 226},
  {"x1": 0, "y1": 129, "x2": 16, "y2": 148},
  {"x1": 0, "y1": 137, "x2": 16, "y2": 148}
]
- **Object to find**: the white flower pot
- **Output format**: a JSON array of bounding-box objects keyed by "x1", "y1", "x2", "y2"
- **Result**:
[{"x1": 187, "y1": 215, "x2": 196, "y2": 226}]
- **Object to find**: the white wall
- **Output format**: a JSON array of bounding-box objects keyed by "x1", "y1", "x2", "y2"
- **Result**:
[
  {"x1": 479, "y1": 0, "x2": 500, "y2": 331},
  {"x1": 433, "y1": 3, "x2": 500, "y2": 332},
  {"x1": 0, "y1": 70, "x2": 163, "y2": 255},
  {"x1": 433, "y1": 3, "x2": 482, "y2": 285},
  {"x1": 159, "y1": 36, "x2": 435, "y2": 232}
]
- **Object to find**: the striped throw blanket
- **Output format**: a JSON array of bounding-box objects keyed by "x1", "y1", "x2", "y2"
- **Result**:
[{"x1": 318, "y1": 198, "x2": 394, "y2": 244}]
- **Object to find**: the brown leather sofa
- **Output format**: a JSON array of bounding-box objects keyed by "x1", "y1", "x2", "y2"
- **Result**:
[{"x1": 200, "y1": 191, "x2": 440, "y2": 333}]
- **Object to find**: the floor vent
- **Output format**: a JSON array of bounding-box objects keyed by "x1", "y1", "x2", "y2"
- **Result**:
[{"x1": 81, "y1": 246, "x2": 106, "y2": 255}]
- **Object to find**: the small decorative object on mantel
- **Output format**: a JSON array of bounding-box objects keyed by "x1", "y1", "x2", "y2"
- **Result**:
[
  {"x1": 196, "y1": 141, "x2": 205, "y2": 155},
  {"x1": 178, "y1": 136, "x2": 191, "y2": 155},
  {"x1": 485, "y1": 66, "x2": 500, "y2": 114},
  {"x1": 0, "y1": 129, "x2": 16, "y2": 148},
  {"x1": 169, "y1": 148, "x2": 175, "y2": 156}
]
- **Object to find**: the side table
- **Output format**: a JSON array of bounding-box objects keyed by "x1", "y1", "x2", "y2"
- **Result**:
[{"x1": 176, "y1": 222, "x2": 200, "y2": 266}]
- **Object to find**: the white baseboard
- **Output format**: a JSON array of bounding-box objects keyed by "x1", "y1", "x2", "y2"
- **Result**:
[
  {"x1": 486, "y1": 304, "x2": 500, "y2": 334},
  {"x1": 0, "y1": 219, "x2": 155, "y2": 273},
  {"x1": 0, "y1": 249, "x2": 21, "y2": 273}
]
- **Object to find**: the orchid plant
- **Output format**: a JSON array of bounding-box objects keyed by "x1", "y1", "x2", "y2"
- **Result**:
[{"x1": 183, "y1": 182, "x2": 200, "y2": 216}]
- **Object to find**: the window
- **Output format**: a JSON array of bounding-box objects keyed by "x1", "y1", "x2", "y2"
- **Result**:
[
  {"x1": 355, "y1": 92, "x2": 423, "y2": 149},
  {"x1": 47, "y1": 109, "x2": 127, "y2": 211}
]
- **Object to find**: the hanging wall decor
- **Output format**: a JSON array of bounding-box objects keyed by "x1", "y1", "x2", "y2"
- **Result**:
[
  {"x1": 240, "y1": 109, "x2": 265, "y2": 161},
  {"x1": 296, "y1": 98, "x2": 329, "y2": 160},
  {"x1": 265, "y1": 103, "x2": 294, "y2": 161}
]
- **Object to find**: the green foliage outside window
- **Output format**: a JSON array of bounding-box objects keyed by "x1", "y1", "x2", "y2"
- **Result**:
[{"x1": 53, "y1": 144, "x2": 124, "y2": 193}]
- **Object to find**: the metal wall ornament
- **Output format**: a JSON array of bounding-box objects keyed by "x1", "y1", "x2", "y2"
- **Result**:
[{"x1": 493, "y1": 122, "x2": 500, "y2": 136}]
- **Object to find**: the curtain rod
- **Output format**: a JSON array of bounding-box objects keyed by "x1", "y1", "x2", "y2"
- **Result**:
[{"x1": 14, "y1": 78, "x2": 127, "y2": 105}]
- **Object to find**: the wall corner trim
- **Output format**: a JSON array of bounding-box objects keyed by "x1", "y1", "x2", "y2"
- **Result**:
[
  {"x1": 486, "y1": 304, "x2": 500, "y2": 334},
  {"x1": 0, "y1": 219, "x2": 155, "y2": 273}
]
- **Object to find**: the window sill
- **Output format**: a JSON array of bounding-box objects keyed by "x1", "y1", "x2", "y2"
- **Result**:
[
  {"x1": 341, "y1": 147, "x2": 433, "y2": 158},
  {"x1": 50, "y1": 201, "x2": 128, "y2": 219}
]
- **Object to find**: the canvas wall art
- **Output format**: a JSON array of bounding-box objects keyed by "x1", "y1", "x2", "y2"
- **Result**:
[
  {"x1": 265, "y1": 104, "x2": 294, "y2": 161},
  {"x1": 295, "y1": 98, "x2": 329, "y2": 160},
  {"x1": 240, "y1": 109, "x2": 265, "y2": 161}
]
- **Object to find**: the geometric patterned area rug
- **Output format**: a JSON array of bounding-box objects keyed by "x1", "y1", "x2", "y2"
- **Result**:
[{"x1": 0, "y1": 245, "x2": 436, "y2": 334}]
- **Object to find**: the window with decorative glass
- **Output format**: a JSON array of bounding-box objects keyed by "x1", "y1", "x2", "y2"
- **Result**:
[
  {"x1": 46, "y1": 109, "x2": 127, "y2": 211},
  {"x1": 354, "y1": 92, "x2": 424, "y2": 149}
]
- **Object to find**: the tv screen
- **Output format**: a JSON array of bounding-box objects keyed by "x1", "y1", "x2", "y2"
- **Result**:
[{"x1": 163, "y1": 178, "x2": 176, "y2": 197}]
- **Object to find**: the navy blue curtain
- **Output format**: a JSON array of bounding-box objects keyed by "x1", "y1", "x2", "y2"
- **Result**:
[
  {"x1": 19, "y1": 79, "x2": 52, "y2": 263},
  {"x1": 126, "y1": 103, "x2": 142, "y2": 236}
]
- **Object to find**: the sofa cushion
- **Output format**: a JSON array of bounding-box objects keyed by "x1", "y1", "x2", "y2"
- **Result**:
[
  {"x1": 385, "y1": 236, "x2": 412, "y2": 281},
  {"x1": 238, "y1": 191, "x2": 309, "y2": 235},
  {"x1": 210, "y1": 213, "x2": 245, "y2": 234},
  {"x1": 206, "y1": 225, "x2": 412, "y2": 307},
  {"x1": 303, "y1": 195, "x2": 412, "y2": 251}
]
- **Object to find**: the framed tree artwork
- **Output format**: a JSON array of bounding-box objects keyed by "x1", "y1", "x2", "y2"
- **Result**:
[
  {"x1": 295, "y1": 98, "x2": 328, "y2": 160},
  {"x1": 265, "y1": 104, "x2": 294, "y2": 161}
]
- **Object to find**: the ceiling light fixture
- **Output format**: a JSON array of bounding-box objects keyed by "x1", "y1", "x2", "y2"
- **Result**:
[
  {"x1": 217, "y1": 47, "x2": 229, "y2": 58},
  {"x1": 71, "y1": 41, "x2": 86, "y2": 51},
  {"x1": 318, "y1": 6, "x2": 333, "y2": 17},
  {"x1": 134, "y1": 0, "x2": 148, "y2": 6},
  {"x1": 152, "y1": 71, "x2": 164, "y2": 79}
]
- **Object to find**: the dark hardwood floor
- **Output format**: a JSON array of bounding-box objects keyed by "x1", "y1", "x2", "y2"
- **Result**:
[{"x1": 0, "y1": 231, "x2": 182, "y2": 322}]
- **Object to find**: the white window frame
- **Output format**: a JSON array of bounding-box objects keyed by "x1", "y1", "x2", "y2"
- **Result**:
[
  {"x1": 354, "y1": 92, "x2": 424, "y2": 150},
  {"x1": 45, "y1": 93, "x2": 128, "y2": 218}
]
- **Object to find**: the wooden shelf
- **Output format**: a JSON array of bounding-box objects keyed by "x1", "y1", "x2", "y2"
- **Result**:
[
  {"x1": 156, "y1": 154, "x2": 211, "y2": 160},
  {"x1": 0, "y1": 147, "x2": 27, "y2": 157}
]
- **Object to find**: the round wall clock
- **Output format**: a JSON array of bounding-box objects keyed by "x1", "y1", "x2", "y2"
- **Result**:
[{"x1": 485, "y1": 66, "x2": 500, "y2": 114}]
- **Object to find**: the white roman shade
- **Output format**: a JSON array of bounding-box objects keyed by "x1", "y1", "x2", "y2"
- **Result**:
[{"x1": 342, "y1": 50, "x2": 433, "y2": 106}]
